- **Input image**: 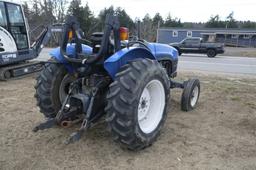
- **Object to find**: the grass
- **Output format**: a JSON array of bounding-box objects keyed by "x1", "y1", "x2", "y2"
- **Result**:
[{"x1": 222, "y1": 47, "x2": 256, "y2": 57}]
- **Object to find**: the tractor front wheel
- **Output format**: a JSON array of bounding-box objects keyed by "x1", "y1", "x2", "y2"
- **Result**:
[
  {"x1": 106, "y1": 59, "x2": 170, "y2": 150},
  {"x1": 181, "y1": 79, "x2": 200, "y2": 111}
]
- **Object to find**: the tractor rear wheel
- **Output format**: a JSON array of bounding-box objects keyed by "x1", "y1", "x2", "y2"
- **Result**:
[
  {"x1": 34, "y1": 62, "x2": 75, "y2": 118},
  {"x1": 106, "y1": 59, "x2": 170, "y2": 150}
]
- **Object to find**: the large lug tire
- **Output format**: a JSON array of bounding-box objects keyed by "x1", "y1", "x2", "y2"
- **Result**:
[
  {"x1": 34, "y1": 62, "x2": 75, "y2": 118},
  {"x1": 181, "y1": 79, "x2": 200, "y2": 111},
  {"x1": 105, "y1": 59, "x2": 170, "y2": 150},
  {"x1": 207, "y1": 49, "x2": 216, "y2": 58}
]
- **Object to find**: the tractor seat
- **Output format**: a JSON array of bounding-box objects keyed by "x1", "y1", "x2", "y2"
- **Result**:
[{"x1": 90, "y1": 32, "x2": 114, "y2": 55}]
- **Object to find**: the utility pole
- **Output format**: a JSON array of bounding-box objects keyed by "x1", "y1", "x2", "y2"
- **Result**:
[
  {"x1": 224, "y1": 22, "x2": 228, "y2": 46},
  {"x1": 137, "y1": 20, "x2": 141, "y2": 40},
  {"x1": 156, "y1": 21, "x2": 161, "y2": 43}
]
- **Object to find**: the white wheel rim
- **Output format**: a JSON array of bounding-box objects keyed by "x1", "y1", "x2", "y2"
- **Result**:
[
  {"x1": 138, "y1": 80, "x2": 165, "y2": 134},
  {"x1": 190, "y1": 86, "x2": 199, "y2": 107}
]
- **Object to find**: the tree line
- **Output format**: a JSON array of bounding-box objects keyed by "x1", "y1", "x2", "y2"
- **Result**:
[{"x1": 22, "y1": 0, "x2": 256, "y2": 42}]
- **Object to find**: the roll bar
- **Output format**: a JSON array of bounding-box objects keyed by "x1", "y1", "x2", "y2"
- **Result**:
[{"x1": 60, "y1": 14, "x2": 121, "y2": 64}]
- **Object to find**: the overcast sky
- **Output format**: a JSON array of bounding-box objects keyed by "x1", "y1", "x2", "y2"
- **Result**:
[
  {"x1": 16, "y1": 0, "x2": 256, "y2": 22},
  {"x1": 82, "y1": 0, "x2": 256, "y2": 22}
]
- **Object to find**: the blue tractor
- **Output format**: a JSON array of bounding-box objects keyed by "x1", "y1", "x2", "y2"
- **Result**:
[{"x1": 33, "y1": 14, "x2": 200, "y2": 150}]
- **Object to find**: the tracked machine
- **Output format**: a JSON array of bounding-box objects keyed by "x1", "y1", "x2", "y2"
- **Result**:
[{"x1": 0, "y1": 1, "x2": 62, "y2": 80}]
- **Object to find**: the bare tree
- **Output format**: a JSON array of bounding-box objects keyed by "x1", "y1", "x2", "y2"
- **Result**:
[
  {"x1": 51, "y1": 0, "x2": 68, "y2": 22},
  {"x1": 140, "y1": 14, "x2": 154, "y2": 41}
]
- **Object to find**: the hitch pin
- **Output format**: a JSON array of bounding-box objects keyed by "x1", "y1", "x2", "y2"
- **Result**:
[{"x1": 60, "y1": 117, "x2": 83, "y2": 128}]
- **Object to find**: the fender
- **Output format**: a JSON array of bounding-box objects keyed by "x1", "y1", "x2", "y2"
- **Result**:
[
  {"x1": 49, "y1": 43, "x2": 92, "y2": 72},
  {"x1": 104, "y1": 47, "x2": 156, "y2": 79}
]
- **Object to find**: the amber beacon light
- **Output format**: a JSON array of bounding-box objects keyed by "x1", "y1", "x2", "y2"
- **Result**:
[
  {"x1": 68, "y1": 30, "x2": 73, "y2": 40},
  {"x1": 119, "y1": 27, "x2": 129, "y2": 41}
]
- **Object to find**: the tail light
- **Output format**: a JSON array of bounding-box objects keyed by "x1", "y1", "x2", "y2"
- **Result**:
[
  {"x1": 120, "y1": 27, "x2": 129, "y2": 41},
  {"x1": 68, "y1": 30, "x2": 73, "y2": 40}
]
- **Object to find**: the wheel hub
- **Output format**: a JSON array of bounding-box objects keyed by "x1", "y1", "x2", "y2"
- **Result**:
[
  {"x1": 59, "y1": 74, "x2": 76, "y2": 103},
  {"x1": 190, "y1": 86, "x2": 199, "y2": 107},
  {"x1": 137, "y1": 80, "x2": 165, "y2": 134},
  {"x1": 138, "y1": 89, "x2": 151, "y2": 122}
]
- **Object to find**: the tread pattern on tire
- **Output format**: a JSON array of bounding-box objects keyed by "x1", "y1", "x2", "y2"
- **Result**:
[
  {"x1": 34, "y1": 63, "x2": 67, "y2": 118},
  {"x1": 105, "y1": 58, "x2": 170, "y2": 150},
  {"x1": 181, "y1": 79, "x2": 200, "y2": 111}
]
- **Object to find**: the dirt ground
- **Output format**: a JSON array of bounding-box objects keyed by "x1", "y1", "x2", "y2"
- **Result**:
[{"x1": 0, "y1": 71, "x2": 256, "y2": 170}]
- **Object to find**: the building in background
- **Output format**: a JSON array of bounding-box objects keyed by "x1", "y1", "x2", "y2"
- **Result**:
[{"x1": 157, "y1": 28, "x2": 256, "y2": 47}]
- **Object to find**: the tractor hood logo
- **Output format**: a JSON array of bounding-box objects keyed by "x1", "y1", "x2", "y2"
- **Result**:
[{"x1": 2, "y1": 53, "x2": 17, "y2": 62}]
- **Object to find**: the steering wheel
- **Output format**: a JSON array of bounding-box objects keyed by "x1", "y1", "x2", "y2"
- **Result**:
[{"x1": 127, "y1": 40, "x2": 151, "y2": 51}]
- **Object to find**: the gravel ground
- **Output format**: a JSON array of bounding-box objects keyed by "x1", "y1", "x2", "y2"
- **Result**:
[{"x1": 0, "y1": 71, "x2": 256, "y2": 170}]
